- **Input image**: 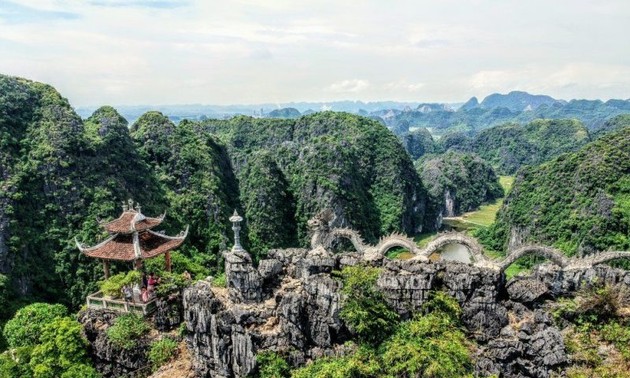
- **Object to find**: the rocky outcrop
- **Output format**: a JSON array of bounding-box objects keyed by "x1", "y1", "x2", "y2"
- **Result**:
[
  {"x1": 183, "y1": 247, "x2": 347, "y2": 378},
  {"x1": 79, "y1": 309, "x2": 151, "y2": 377},
  {"x1": 181, "y1": 239, "x2": 630, "y2": 378},
  {"x1": 80, "y1": 215, "x2": 630, "y2": 378},
  {"x1": 155, "y1": 292, "x2": 184, "y2": 331},
  {"x1": 476, "y1": 305, "x2": 567, "y2": 377}
]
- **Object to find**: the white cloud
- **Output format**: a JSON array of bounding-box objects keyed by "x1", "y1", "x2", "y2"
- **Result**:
[
  {"x1": 385, "y1": 80, "x2": 425, "y2": 92},
  {"x1": 326, "y1": 79, "x2": 370, "y2": 93},
  {"x1": 0, "y1": 0, "x2": 628, "y2": 105}
]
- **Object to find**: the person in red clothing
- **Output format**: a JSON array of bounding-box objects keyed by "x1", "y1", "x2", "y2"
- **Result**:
[{"x1": 147, "y1": 272, "x2": 158, "y2": 291}]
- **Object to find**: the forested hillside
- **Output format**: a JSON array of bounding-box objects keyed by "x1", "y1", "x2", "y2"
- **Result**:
[
  {"x1": 479, "y1": 125, "x2": 630, "y2": 255},
  {"x1": 465, "y1": 119, "x2": 590, "y2": 174},
  {"x1": 399, "y1": 127, "x2": 437, "y2": 160},
  {"x1": 201, "y1": 112, "x2": 431, "y2": 248},
  {"x1": 0, "y1": 75, "x2": 434, "y2": 321}
]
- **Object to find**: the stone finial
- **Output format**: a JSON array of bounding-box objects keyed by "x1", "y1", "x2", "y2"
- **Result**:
[
  {"x1": 136, "y1": 203, "x2": 142, "y2": 214},
  {"x1": 229, "y1": 210, "x2": 244, "y2": 252},
  {"x1": 122, "y1": 201, "x2": 128, "y2": 211},
  {"x1": 127, "y1": 199, "x2": 134, "y2": 211}
]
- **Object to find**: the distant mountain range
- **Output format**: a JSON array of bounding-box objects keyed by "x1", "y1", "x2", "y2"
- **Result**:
[{"x1": 76, "y1": 91, "x2": 630, "y2": 135}]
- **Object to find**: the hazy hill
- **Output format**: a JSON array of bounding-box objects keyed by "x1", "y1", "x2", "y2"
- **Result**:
[
  {"x1": 383, "y1": 93, "x2": 630, "y2": 136},
  {"x1": 266, "y1": 107, "x2": 301, "y2": 119},
  {"x1": 478, "y1": 91, "x2": 561, "y2": 111}
]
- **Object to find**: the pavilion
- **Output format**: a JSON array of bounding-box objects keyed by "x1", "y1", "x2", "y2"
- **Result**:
[{"x1": 76, "y1": 199, "x2": 188, "y2": 278}]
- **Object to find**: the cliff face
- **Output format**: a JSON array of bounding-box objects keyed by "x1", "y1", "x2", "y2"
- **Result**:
[
  {"x1": 180, "y1": 244, "x2": 630, "y2": 378},
  {"x1": 417, "y1": 152, "x2": 503, "y2": 220}
]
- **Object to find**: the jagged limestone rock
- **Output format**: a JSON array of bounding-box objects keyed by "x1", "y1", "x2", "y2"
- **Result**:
[
  {"x1": 224, "y1": 249, "x2": 263, "y2": 302},
  {"x1": 154, "y1": 293, "x2": 184, "y2": 331},
  {"x1": 507, "y1": 278, "x2": 551, "y2": 304},
  {"x1": 78, "y1": 309, "x2": 150, "y2": 377}
]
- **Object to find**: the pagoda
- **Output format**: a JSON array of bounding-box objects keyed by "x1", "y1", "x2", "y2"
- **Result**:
[{"x1": 76, "y1": 199, "x2": 188, "y2": 278}]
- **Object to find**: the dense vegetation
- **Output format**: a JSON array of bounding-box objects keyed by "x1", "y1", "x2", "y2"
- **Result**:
[
  {"x1": 479, "y1": 125, "x2": 630, "y2": 255},
  {"x1": 202, "y1": 112, "x2": 431, "y2": 249},
  {"x1": 399, "y1": 127, "x2": 437, "y2": 160},
  {"x1": 0, "y1": 75, "x2": 434, "y2": 329},
  {"x1": 417, "y1": 152, "x2": 503, "y2": 220},
  {"x1": 0, "y1": 303, "x2": 99, "y2": 378},
  {"x1": 131, "y1": 114, "x2": 240, "y2": 262},
  {"x1": 551, "y1": 284, "x2": 630, "y2": 377},
  {"x1": 440, "y1": 119, "x2": 590, "y2": 175}
]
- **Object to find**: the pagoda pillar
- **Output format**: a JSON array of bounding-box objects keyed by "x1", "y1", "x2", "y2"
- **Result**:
[
  {"x1": 102, "y1": 260, "x2": 110, "y2": 279},
  {"x1": 165, "y1": 251, "x2": 172, "y2": 272},
  {"x1": 135, "y1": 259, "x2": 143, "y2": 271}
]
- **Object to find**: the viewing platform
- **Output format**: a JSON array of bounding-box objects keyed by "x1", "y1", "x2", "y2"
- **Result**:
[{"x1": 86, "y1": 291, "x2": 157, "y2": 316}]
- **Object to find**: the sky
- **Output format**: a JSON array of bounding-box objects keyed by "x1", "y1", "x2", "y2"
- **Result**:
[{"x1": 0, "y1": 0, "x2": 629, "y2": 107}]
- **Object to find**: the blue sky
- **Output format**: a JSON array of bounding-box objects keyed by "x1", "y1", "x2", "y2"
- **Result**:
[{"x1": 0, "y1": 0, "x2": 628, "y2": 107}]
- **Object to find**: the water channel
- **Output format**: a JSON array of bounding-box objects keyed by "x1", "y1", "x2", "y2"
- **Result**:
[{"x1": 429, "y1": 218, "x2": 473, "y2": 263}]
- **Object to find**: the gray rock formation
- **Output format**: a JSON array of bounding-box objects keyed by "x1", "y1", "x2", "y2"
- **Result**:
[
  {"x1": 81, "y1": 213, "x2": 630, "y2": 378},
  {"x1": 476, "y1": 306, "x2": 567, "y2": 377},
  {"x1": 79, "y1": 309, "x2": 150, "y2": 377},
  {"x1": 183, "y1": 247, "x2": 347, "y2": 378},
  {"x1": 154, "y1": 292, "x2": 184, "y2": 331},
  {"x1": 183, "y1": 239, "x2": 630, "y2": 378}
]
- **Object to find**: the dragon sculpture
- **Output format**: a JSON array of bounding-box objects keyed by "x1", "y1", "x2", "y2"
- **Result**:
[{"x1": 307, "y1": 209, "x2": 630, "y2": 272}]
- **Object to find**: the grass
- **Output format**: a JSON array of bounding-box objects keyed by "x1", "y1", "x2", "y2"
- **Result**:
[
  {"x1": 445, "y1": 176, "x2": 515, "y2": 228},
  {"x1": 391, "y1": 177, "x2": 516, "y2": 262}
]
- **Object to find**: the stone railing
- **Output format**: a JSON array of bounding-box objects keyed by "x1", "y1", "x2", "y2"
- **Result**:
[{"x1": 86, "y1": 291, "x2": 157, "y2": 316}]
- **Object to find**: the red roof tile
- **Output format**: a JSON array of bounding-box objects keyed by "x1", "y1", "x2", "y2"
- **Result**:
[
  {"x1": 78, "y1": 229, "x2": 187, "y2": 261},
  {"x1": 101, "y1": 211, "x2": 164, "y2": 234}
]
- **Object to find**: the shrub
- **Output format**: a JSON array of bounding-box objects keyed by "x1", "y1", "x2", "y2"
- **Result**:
[
  {"x1": 381, "y1": 293, "x2": 473, "y2": 378},
  {"x1": 553, "y1": 284, "x2": 630, "y2": 324},
  {"x1": 2, "y1": 303, "x2": 67, "y2": 348},
  {"x1": 0, "y1": 274, "x2": 10, "y2": 320},
  {"x1": 29, "y1": 316, "x2": 100, "y2": 378},
  {"x1": 154, "y1": 272, "x2": 187, "y2": 298},
  {"x1": 339, "y1": 265, "x2": 399, "y2": 345},
  {"x1": 99, "y1": 271, "x2": 142, "y2": 298},
  {"x1": 0, "y1": 347, "x2": 34, "y2": 378},
  {"x1": 601, "y1": 321, "x2": 630, "y2": 360},
  {"x1": 148, "y1": 338, "x2": 178, "y2": 370},
  {"x1": 106, "y1": 313, "x2": 150, "y2": 349},
  {"x1": 212, "y1": 273, "x2": 227, "y2": 288},
  {"x1": 291, "y1": 346, "x2": 381, "y2": 378},
  {"x1": 60, "y1": 364, "x2": 101, "y2": 378},
  {"x1": 256, "y1": 351, "x2": 290, "y2": 378},
  {"x1": 144, "y1": 251, "x2": 211, "y2": 280}
]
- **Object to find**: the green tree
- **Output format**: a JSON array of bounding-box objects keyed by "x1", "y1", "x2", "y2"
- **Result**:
[
  {"x1": 381, "y1": 292, "x2": 473, "y2": 378},
  {"x1": 2, "y1": 303, "x2": 67, "y2": 349},
  {"x1": 256, "y1": 351, "x2": 290, "y2": 378},
  {"x1": 29, "y1": 316, "x2": 100, "y2": 378},
  {"x1": 106, "y1": 313, "x2": 150, "y2": 349},
  {"x1": 148, "y1": 338, "x2": 178, "y2": 370},
  {"x1": 339, "y1": 266, "x2": 399, "y2": 345}
]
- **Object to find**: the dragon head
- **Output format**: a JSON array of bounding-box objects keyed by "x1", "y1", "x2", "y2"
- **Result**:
[{"x1": 307, "y1": 209, "x2": 334, "y2": 231}]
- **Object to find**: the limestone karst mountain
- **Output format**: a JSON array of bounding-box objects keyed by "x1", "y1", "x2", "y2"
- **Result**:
[{"x1": 480, "y1": 124, "x2": 630, "y2": 254}]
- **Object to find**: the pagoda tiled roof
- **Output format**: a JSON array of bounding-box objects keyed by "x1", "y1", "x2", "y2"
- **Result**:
[
  {"x1": 101, "y1": 210, "x2": 165, "y2": 234},
  {"x1": 76, "y1": 227, "x2": 188, "y2": 261}
]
